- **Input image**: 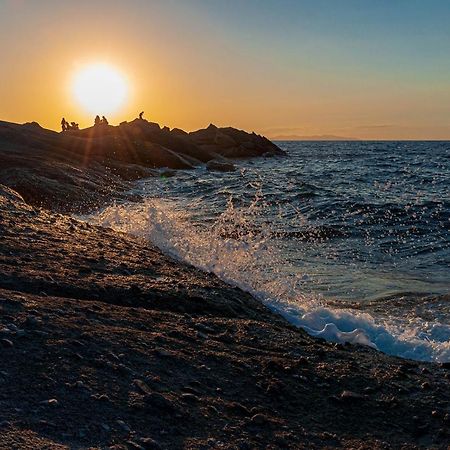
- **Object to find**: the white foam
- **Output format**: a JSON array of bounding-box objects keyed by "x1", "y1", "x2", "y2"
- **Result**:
[{"x1": 84, "y1": 198, "x2": 450, "y2": 363}]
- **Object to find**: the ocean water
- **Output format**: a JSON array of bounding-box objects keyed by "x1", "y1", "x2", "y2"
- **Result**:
[{"x1": 88, "y1": 141, "x2": 450, "y2": 362}]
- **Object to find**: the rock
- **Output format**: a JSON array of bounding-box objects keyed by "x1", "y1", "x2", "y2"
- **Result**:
[
  {"x1": 196, "y1": 331, "x2": 208, "y2": 340},
  {"x1": 228, "y1": 402, "x2": 251, "y2": 416},
  {"x1": 340, "y1": 390, "x2": 364, "y2": 401},
  {"x1": 180, "y1": 393, "x2": 200, "y2": 403},
  {"x1": 181, "y1": 386, "x2": 201, "y2": 395},
  {"x1": 144, "y1": 393, "x2": 175, "y2": 412},
  {"x1": 116, "y1": 420, "x2": 131, "y2": 433},
  {"x1": 127, "y1": 441, "x2": 145, "y2": 450},
  {"x1": 134, "y1": 379, "x2": 152, "y2": 395},
  {"x1": 0, "y1": 339, "x2": 14, "y2": 348},
  {"x1": 250, "y1": 414, "x2": 269, "y2": 426},
  {"x1": 206, "y1": 160, "x2": 236, "y2": 172},
  {"x1": 138, "y1": 437, "x2": 161, "y2": 450},
  {"x1": 421, "y1": 382, "x2": 431, "y2": 390},
  {"x1": 40, "y1": 399, "x2": 58, "y2": 406},
  {"x1": 154, "y1": 348, "x2": 171, "y2": 358},
  {"x1": 25, "y1": 316, "x2": 40, "y2": 328},
  {"x1": 190, "y1": 124, "x2": 285, "y2": 158}
]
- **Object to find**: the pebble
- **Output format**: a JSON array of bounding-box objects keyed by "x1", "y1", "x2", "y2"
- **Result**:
[
  {"x1": 134, "y1": 379, "x2": 152, "y2": 395},
  {"x1": 154, "y1": 348, "x2": 171, "y2": 358},
  {"x1": 25, "y1": 316, "x2": 40, "y2": 328},
  {"x1": 180, "y1": 393, "x2": 200, "y2": 403},
  {"x1": 0, "y1": 339, "x2": 14, "y2": 348},
  {"x1": 116, "y1": 419, "x2": 131, "y2": 433},
  {"x1": 144, "y1": 393, "x2": 175, "y2": 412},
  {"x1": 181, "y1": 386, "x2": 201, "y2": 395},
  {"x1": 194, "y1": 323, "x2": 216, "y2": 334},
  {"x1": 229, "y1": 402, "x2": 251, "y2": 416},
  {"x1": 340, "y1": 390, "x2": 364, "y2": 401},
  {"x1": 40, "y1": 399, "x2": 58, "y2": 406},
  {"x1": 126, "y1": 441, "x2": 145, "y2": 450},
  {"x1": 250, "y1": 414, "x2": 269, "y2": 426},
  {"x1": 138, "y1": 437, "x2": 161, "y2": 450}
]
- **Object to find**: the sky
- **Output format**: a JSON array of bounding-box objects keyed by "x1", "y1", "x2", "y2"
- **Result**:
[{"x1": 0, "y1": 0, "x2": 449, "y2": 139}]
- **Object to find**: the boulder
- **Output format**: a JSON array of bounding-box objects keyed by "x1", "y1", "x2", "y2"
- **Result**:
[{"x1": 206, "y1": 159, "x2": 236, "y2": 172}]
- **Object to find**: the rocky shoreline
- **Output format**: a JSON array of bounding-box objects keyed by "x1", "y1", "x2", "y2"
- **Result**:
[
  {"x1": 0, "y1": 120, "x2": 284, "y2": 213},
  {"x1": 0, "y1": 122, "x2": 449, "y2": 449}
]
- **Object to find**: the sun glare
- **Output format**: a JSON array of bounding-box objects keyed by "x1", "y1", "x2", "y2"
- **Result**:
[{"x1": 72, "y1": 63, "x2": 128, "y2": 115}]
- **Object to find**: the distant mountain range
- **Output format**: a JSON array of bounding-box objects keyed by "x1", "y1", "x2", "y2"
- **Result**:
[{"x1": 270, "y1": 134, "x2": 359, "y2": 141}]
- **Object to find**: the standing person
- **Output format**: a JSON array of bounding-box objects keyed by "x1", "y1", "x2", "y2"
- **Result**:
[
  {"x1": 61, "y1": 117, "x2": 67, "y2": 132},
  {"x1": 94, "y1": 115, "x2": 101, "y2": 126},
  {"x1": 139, "y1": 111, "x2": 144, "y2": 120},
  {"x1": 102, "y1": 116, "x2": 109, "y2": 125}
]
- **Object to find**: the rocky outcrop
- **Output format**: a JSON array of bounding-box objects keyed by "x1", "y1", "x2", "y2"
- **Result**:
[
  {"x1": 189, "y1": 123, "x2": 285, "y2": 158},
  {"x1": 0, "y1": 120, "x2": 285, "y2": 212}
]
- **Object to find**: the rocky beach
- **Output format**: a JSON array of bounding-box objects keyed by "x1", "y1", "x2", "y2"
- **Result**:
[{"x1": 0, "y1": 121, "x2": 449, "y2": 449}]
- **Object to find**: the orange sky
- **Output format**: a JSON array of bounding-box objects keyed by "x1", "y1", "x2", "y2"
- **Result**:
[{"x1": 1, "y1": 1, "x2": 450, "y2": 140}]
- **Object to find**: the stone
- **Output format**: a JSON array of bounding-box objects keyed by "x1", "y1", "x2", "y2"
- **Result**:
[
  {"x1": 180, "y1": 393, "x2": 200, "y2": 403},
  {"x1": 40, "y1": 399, "x2": 58, "y2": 406},
  {"x1": 134, "y1": 379, "x2": 152, "y2": 395},
  {"x1": 116, "y1": 420, "x2": 131, "y2": 433},
  {"x1": 138, "y1": 437, "x2": 161, "y2": 450},
  {"x1": 144, "y1": 393, "x2": 175, "y2": 412},
  {"x1": 250, "y1": 414, "x2": 269, "y2": 426},
  {"x1": 0, "y1": 339, "x2": 14, "y2": 348},
  {"x1": 206, "y1": 159, "x2": 236, "y2": 172},
  {"x1": 340, "y1": 390, "x2": 364, "y2": 401}
]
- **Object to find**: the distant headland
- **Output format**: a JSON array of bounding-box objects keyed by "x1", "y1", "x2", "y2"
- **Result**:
[{"x1": 270, "y1": 134, "x2": 359, "y2": 141}]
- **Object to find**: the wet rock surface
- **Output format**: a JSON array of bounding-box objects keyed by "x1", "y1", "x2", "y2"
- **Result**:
[{"x1": 1, "y1": 188, "x2": 449, "y2": 449}]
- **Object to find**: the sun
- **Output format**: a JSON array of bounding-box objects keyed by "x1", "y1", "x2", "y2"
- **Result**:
[{"x1": 72, "y1": 63, "x2": 128, "y2": 115}]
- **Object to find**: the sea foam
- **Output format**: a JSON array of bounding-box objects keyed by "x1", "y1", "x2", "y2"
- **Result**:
[{"x1": 85, "y1": 197, "x2": 450, "y2": 363}]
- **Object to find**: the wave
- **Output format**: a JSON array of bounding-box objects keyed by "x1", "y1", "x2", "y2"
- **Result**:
[{"x1": 84, "y1": 197, "x2": 450, "y2": 363}]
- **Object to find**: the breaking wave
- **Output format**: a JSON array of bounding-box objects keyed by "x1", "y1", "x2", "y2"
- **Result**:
[{"x1": 86, "y1": 196, "x2": 450, "y2": 363}]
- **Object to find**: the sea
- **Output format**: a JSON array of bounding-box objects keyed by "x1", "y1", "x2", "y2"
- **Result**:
[{"x1": 87, "y1": 141, "x2": 450, "y2": 363}]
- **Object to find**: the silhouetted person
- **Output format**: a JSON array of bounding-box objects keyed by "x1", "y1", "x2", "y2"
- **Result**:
[
  {"x1": 139, "y1": 111, "x2": 144, "y2": 120},
  {"x1": 102, "y1": 116, "x2": 109, "y2": 125},
  {"x1": 94, "y1": 115, "x2": 101, "y2": 126},
  {"x1": 71, "y1": 122, "x2": 79, "y2": 131},
  {"x1": 61, "y1": 118, "x2": 67, "y2": 132}
]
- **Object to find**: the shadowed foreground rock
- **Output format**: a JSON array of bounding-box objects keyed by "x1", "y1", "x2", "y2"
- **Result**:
[{"x1": 1, "y1": 186, "x2": 449, "y2": 449}]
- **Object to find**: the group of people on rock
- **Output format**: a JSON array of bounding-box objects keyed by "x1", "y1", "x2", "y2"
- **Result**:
[
  {"x1": 61, "y1": 111, "x2": 146, "y2": 132},
  {"x1": 61, "y1": 118, "x2": 79, "y2": 131},
  {"x1": 94, "y1": 115, "x2": 109, "y2": 126}
]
